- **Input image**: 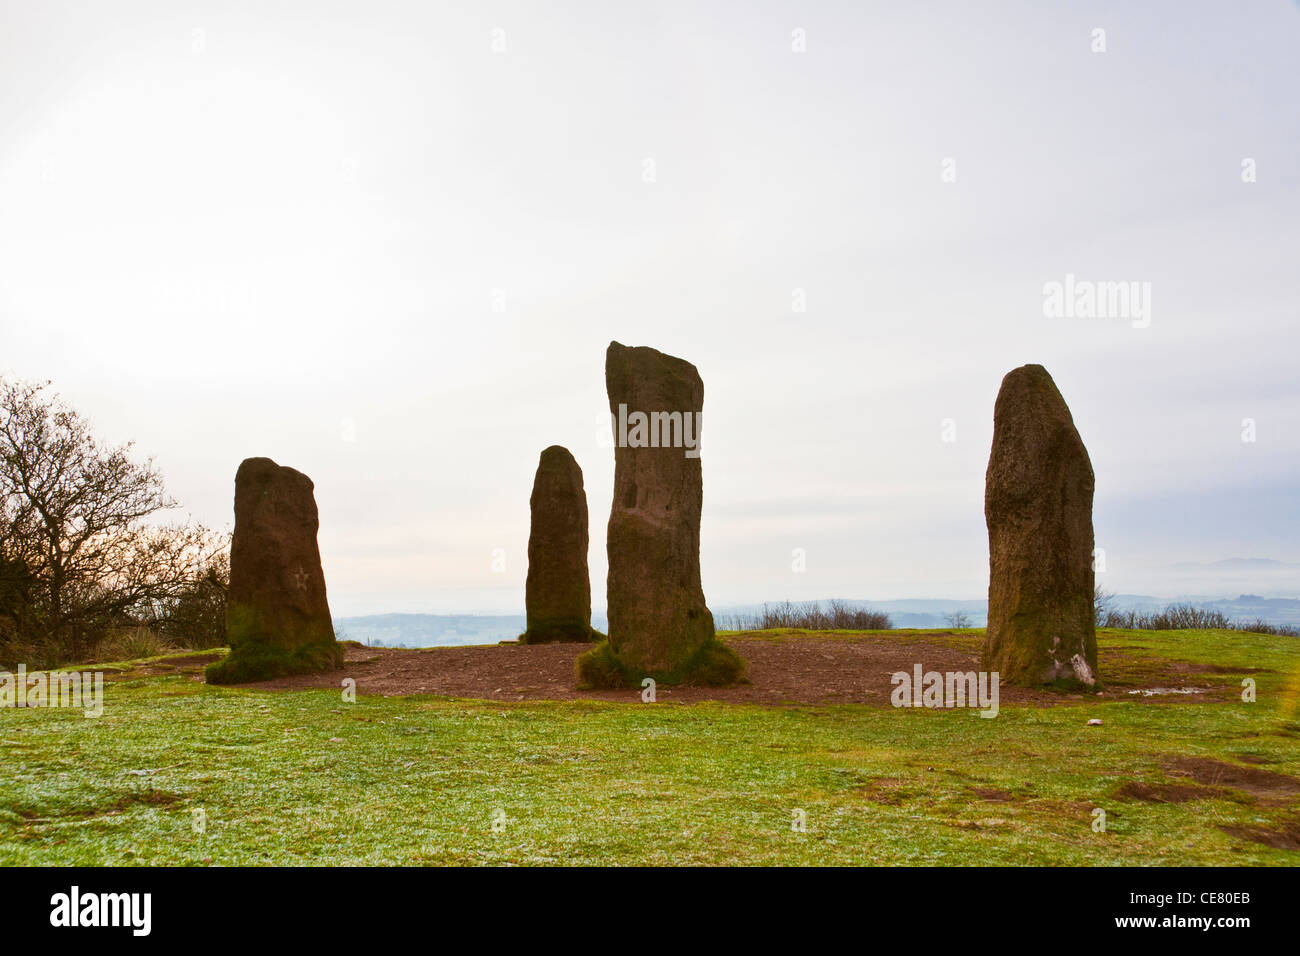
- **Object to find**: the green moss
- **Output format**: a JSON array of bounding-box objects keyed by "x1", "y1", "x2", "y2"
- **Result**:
[
  {"x1": 225, "y1": 601, "x2": 334, "y2": 650},
  {"x1": 207, "y1": 599, "x2": 344, "y2": 684},
  {"x1": 680, "y1": 639, "x2": 749, "y2": 686},
  {"x1": 575, "y1": 638, "x2": 748, "y2": 689},
  {"x1": 518, "y1": 618, "x2": 603, "y2": 645},
  {"x1": 573, "y1": 642, "x2": 627, "y2": 689},
  {"x1": 1044, "y1": 676, "x2": 1105, "y2": 694},
  {"x1": 205, "y1": 638, "x2": 343, "y2": 685}
]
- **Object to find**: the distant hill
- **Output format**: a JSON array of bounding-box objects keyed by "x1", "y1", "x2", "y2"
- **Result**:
[
  {"x1": 1170, "y1": 558, "x2": 1299, "y2": 571},
  {"x1": 336, "y1": 592, "x2": 1300, "y2": 648},
  {"x1": 334, "y1": 612, "x2": 610, "y2": 648},
  {"x1": 334, "y1": 613, "x2": 524, "y2": 647},
  {"x1": 713, "y1": 599, "x2": 988, "y2": 629},
  {"x1": 1199, "y1": 594, "x2": 1300, "y2": 627}
]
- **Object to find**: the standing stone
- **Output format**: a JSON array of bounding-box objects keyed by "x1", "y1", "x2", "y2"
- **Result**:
[
  {"x1": 578, "y1": 342, "x2": 744, "y2": 686},
  {"x1": 982, "y1": 364, "x2": 1098, "y2": 686},
  {"x1": 206, "y1": 457, "x2": 343, "y2": 684},
  {"x1": 520, "y1": 446, "x2": 596, "y2": 643}
]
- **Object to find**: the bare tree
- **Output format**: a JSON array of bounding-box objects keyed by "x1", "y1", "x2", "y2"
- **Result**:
[
  {"x1": 0, "y1": 544, "x2": 35, "y2": 645},
  {"x1": 943, "y1": 610, "x2": 973, "y2": 629},
  {"x1": 1093, "y1": 584, "x2": 1115, "y2": 627},
  {"x1": 152, "y1": 536, "x2": 230, "y2": 648},
  {"x1": 0, "y1": 378, "x2": 213, "y2": 662}
]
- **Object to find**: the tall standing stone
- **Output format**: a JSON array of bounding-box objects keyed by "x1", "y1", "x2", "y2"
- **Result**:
[
  {"x1": 520, "y1": 445, "x2": 596, "y2": 644},
  {"x1": 578, "y1": 342, "x2": 744, "y2": 686},
  {"x1": 982, "y1": 364, "x2": 1098, "y2": 686},
  {"x1": 206, "y1": 457, "x2": 343, "y2": 684}
]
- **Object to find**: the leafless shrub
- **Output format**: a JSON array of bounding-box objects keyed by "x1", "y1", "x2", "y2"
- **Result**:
[
  {"x1": 149, "y1": 537, "x2": 229, "y2": 650},
  {"x1": 721, "y1": 599, "x2": 892, "y2": 632},
  {"x1": 94, "y1": 626, "x2": 180, "y2": 662},
  {"x1": 1094, "y1": 584, "x2": 1114, "y2": 627},
  {"x1": 1100, "y1": 601, "x2": 1298, "y2": 637}
]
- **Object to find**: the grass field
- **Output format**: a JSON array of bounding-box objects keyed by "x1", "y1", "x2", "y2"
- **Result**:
[{"x1": 2, "y1": 628, "x2": 1298, "y2": 866}]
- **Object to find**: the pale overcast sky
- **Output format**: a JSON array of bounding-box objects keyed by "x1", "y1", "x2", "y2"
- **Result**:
[{"x1": 2, "y1": 1, "x2": 1298, "y2": 616}]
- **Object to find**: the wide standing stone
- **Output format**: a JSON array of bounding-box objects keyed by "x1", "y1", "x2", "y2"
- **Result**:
[
  {"x1": 206, "y1": 457, "x2": 343, "y2": 684},
  {"x1": 982, "y1": 364, "x2": 1098, "y2": 686},
  {"x1": 520, "y1": 445, "x2": 596, "y2": 643},
  {"x1": 578, "y1": 342, "x2": 743, "y2": 686}
]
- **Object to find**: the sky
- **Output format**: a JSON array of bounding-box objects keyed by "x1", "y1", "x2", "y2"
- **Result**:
[{"x1": 1, "y1": 1, "x2": 1298, "y2": 616}]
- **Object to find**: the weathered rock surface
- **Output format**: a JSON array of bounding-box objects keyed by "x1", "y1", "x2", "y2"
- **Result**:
[
  {"x1": 982, "y1": 364, "x2": 1098, "y2": 686},
  {"x1": 583, "y1": 341, "x2": 743, "y2": 685},
  {"x1": 521, "y1": 445, "x2": 595, "y2": 644},
  {"x1": 206, "y1": 457, "x2": 343, "y2": 684}
]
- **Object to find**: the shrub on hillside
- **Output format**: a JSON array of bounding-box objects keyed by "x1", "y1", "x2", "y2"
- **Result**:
[
  {"x1": 95, "y1": 626, "x2": 179, "y2": 662},
  {"x1": 1100, "y1": 602, "x2": 1298, "y2": 637},
  {"x1": 153, "y1": 547, "x2": 229, "y2": 650},
  {"x1": 721, "y1": 599, "x2": 892, "y2": 631}
]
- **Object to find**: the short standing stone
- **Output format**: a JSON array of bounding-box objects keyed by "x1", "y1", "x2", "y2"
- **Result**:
[
  {"x1": 206, "y1": 457, "x2": 343, "y2": 684},
  {"x1": 578, "y1": 342, "x2": 744, "y2": 686},
  {"x1": 982, "y1": 364, "x2": 1098, "y2": 686},
  {"x1": 520, "y1": 446, "x2": 596, "y2": 643}
]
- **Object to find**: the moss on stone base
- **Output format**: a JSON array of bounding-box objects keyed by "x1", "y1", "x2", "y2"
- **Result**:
[
  {"x1": 573, "y1": 642, "x2": 626, "y2": 689},
  {"x1": 518, "y1": 618, "x2": 603, "y2": 645},
  {"x1": 205, "y1": 638, "x2": 344, "y2": 685},
  {"x1": 575, "y1": 638, "x2": 747, "y2": 689},
  {"x1": 1044, "y1": 676, "x2": 1105, "y2": 694},
  {"x1": 207, "y1": 600, "x2": 344, "y2": 684}
]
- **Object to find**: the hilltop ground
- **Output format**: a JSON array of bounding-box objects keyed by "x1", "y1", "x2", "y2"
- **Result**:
[
  {"x1": 242, "y1": 630, "x2": 1262, "y2": 706},
  {"x1": 1, "y1": 628, "x2": 1298, "y2": 865}
]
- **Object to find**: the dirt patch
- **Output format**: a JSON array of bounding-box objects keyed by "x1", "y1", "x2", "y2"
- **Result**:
[
  {"x1": 854, "y1": 778, "x2": 914, "y2": 805},
  {"x1": 239, "y1": 635, "x2": 1051, "y2": 705},
  {"x1": 111, "y1": 653, "x2": 224, "y2": 679},
  {"x1": 226, "y1": 634, "x2": 1266, "y2": 708},
  {"x1": 945, "y1": 817, "x2": 1010, "y2": 830},
  {"x1": 969, "y1": 787, "x2": 1017, "y2": 803},
  {"x1": 1217, "y1": 819, "x2": 1300, "y2": 851},
  {"x1": 1036, "y1": 799, "x2": 1101, "y2": 819},
  {"x1": 1182, "y1": 663, "x2": 1273, "y2": 675},
  {"x1": 1164, "y1": 756, "x2": 1300, "y2": 801},
  {"x1": 1117, "y1": 781, "x2": 1228, "y2": 804},
  {"x1": 17, "y1": 789, "x2": 182, "y2": 823},
  {"x1": 1093, "y1": 652, "x2": 1260, "y2": 703}
]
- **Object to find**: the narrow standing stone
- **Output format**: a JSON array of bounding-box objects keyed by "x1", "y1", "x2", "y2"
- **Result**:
[
  {"x1": 520, "y1": 445, "x2": 595, "y2": 643},
  {"x1": 982, "y1": 364, "x2": 1098, "y2": 686},
  {"x1": 206, "y1": 457, "x2": 343, "y2": 684},
  {"x1": 579, "y1": 341, "x2": 743, "y2": 686}
]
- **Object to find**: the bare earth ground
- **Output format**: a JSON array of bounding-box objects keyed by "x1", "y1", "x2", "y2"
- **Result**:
[{"x1": 197, "y1": 632, "x2": 1257, "y2": 706}]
